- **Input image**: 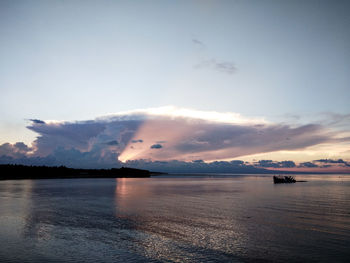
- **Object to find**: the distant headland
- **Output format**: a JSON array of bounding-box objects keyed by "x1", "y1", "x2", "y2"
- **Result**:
[{"x1": 0, "y1": 164, "x2": 151, "y2": 180}]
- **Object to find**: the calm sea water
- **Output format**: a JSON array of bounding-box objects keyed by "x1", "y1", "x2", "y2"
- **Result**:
[{"x1": 0, "y1": 174, "x2": 349, "y2": 263}]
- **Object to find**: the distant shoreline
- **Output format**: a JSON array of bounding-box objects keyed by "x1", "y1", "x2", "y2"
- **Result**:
[
  {"x1": 1, "y1": 164, "x2": 348, "y2": 181},
  {"x1": 0, "y1": 164, "x2": 151, "y2": 180}
]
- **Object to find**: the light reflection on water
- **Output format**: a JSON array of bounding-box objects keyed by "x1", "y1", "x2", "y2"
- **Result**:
[{"x1": 0, "y1": 174, "x2": 350, "y2": 262}]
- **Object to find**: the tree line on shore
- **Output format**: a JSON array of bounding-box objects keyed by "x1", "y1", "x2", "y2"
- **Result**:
[{"x1": 0, "y1": 164, "x2": 150, "y2": 180}]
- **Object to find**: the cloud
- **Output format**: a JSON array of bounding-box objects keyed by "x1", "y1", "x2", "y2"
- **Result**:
[
  {"x1": 314, "y1": 158, "x2": 345, "y2": 163},
  {"x1": 0, "y1": 146, "x2": 121, "y2": 169},
  {"x1": 0, "y1": 142, "x2": 32, "y2": 158},
  {"x1": 100, "y1": 106, "x2": 265, "y2": 124},
  {"x1": 192, "y1": 38, "x2": 205, "y2": 48},
  {"x1": 131, "y1": 139, "x2": 143, "y2": 143},
  {"x1": 27, "y1": 119, "x2": 142, "y2": 156},
  {"x1": 195, "y1": 59, "x2": 236, "y2": 74},
  {"x1": 318, "y1": 113, "x2": 350, "y2": 128},
  {"x1": 106, "y1": 140, "x2": 119, "y2": 145},
  {"x1": 314, "y1": 159, "x2": 350, "y2": 167},
  {"x1": 0, "y1": 106, "x2": 348, "y2": 168},
  {"x1": 150, "y1": 144, "x2": 163, "y2": 149},
  {"x1": 256, "y1": 160, "x2": 296, "y2": 168},
  {"x1": 29, "y1": 119, "x2": 46, "y2": 124},
  {"x1": 124, "y1": 159, "x2": 267, "y2": 174},
  {"x1": 153, "y1": 122, "x2": 330, "y2": 162},
  {"x1": 299, "y1": 162, "x2": 318, "y2": 168},
  {"x1": 191, "y1": 38, "x2": 235, "y2": 75}
]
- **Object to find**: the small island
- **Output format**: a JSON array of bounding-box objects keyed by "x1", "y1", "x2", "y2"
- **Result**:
[{"x1": 0, "y1": 164, "x2": 151, "y2": 180}]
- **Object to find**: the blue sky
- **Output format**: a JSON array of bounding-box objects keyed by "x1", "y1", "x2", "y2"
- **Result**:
[{"x1": 0, "y1": 0, "x2": 349, "y2": 170}]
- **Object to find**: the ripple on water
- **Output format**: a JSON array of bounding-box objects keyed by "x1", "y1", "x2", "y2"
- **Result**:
[{"x1": 0, "y1": 176, "x2": 349, "y2": 262}]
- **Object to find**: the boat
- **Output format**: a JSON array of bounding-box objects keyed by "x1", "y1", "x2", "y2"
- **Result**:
[{"x1": 273, "y1": 175, "x2": 296, "y2": 184}]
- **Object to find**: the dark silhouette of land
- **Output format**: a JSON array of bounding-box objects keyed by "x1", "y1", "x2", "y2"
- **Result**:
[
  {"x1": 0, "y1": 164, "x2": 150, "y2": 180},
  {"x1": 273, "y1": 175, "x2": 296, "y2": 184}
]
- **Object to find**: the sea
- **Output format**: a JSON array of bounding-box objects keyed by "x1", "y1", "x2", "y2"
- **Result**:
[{"x1": 0, "y1": 174, "x2": 349, "y2": 263}]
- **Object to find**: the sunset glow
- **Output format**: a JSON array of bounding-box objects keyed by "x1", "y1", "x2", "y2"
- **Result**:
[
  {"x1": 1, "y1": 1, "x2": 350, "y2": 262},
  {"x1": 0, "y1": 0, "x2": 349, "y2": 174}
]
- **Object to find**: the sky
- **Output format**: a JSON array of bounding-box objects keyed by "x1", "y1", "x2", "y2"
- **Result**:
[{"x1": 0, "y1": 0, "x2": 349, "y2": 172}]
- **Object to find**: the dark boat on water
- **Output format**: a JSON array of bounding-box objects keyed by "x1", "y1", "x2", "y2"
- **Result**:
[{"x1": 273, "y1": 175, "x2": 296, "y2": 184}]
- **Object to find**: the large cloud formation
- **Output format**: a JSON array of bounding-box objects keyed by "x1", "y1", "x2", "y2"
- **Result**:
[{"x1": 0, "y1": 107, "x2": 347, "y2": 170}]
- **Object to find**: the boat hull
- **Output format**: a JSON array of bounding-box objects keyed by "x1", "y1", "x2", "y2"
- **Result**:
[{"x1": 273, "y1": 176, "x2": 296, "y2": 184}]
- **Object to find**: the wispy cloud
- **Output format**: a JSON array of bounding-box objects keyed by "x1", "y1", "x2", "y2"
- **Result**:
[
  {"x1": 191, "y1": 38, "x2": 236, "y2": 75},
  {"x1": 195, "y1": 58, "x2": 236, "y2": 74},
  {"x1": 192, "y1": 38, "x2": 206, "y2": 48}
]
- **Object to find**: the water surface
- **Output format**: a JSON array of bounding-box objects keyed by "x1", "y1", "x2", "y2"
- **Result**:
[{"x1": 0, "y1": 174, "x2": 349, "y2": 262}]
